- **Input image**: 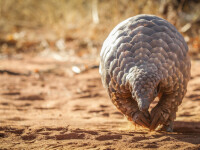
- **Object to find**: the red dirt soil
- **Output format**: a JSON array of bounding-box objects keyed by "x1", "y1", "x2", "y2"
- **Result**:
[{"x1": 0, "y1": 56, "x2": 200, "y2": 149}]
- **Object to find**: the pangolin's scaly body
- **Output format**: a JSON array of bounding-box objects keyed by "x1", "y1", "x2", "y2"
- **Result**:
[{"x1": 99, "y1": 14, "x2": 191, "y2": 131}]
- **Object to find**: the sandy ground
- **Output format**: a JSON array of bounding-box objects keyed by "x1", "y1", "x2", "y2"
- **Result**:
[{"x1": 0, "y1": 56, "x2": 200, "y2": 150}]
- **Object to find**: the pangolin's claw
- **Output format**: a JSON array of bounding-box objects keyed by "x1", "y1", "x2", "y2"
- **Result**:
[
  {"x1": 159, "y1": 121, "x2": 174, "y2": 132},
  {"x1": 150, "y1": 114, "x2": 161, "y2": 130},
  {"x1": 132, "y1": 111, "x2": 150, "y2": 128}
]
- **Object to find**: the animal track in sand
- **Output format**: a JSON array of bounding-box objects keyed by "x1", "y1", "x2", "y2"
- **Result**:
[
  {"x1": 21, "y1": 134, "x2": 36, "y2": 141},
  {"x1": 111, "y1": 111, "x2": 124, "y2": 119},
  {"x1": 194, "y1": 86, "x2": 200, "y2": 91},
  {"x1": 16, "y1": 94, "x2": 44, "y2": 101},
  {"x1": 186, "y1": 94, "x2": 200, "y2": 98},
  {"x1": 2, "y1": 92, "x2": 21, "y2": 96},
  {"x1": 179, "y1": 112, "x2": 194, "y2": 117},
  {"x1": 46, "y1": 133, "x2": 85, "y2": 140},
  {"x1": 72, "y1": 105, "x2": 86, "y2": 111},
  {"x1": 131, "y1": 135, "x2": 148, "y2": 142},
  {"x1": 186, "y1": 94, "x2": 200, "y2": 101},
  {"x1": 87, "y1": 109, "x2": 111, "y2": 117},
  {"x1": 88, "y1": 109, "x2": 104, "y2": 113},
  {"x1": 95, "y1": 134, "x2": 122, "y2": 141},
  {"x1": 7, "y1": 117, "x2": 27, "y2": 121},
  {"x1": 99, "y1": 104, "x2": 109, "y2": 108},
  {"x1": 73, "y1": 129, "x2": 98, "y2": 135},
  {"x1": 0, "y1": 126, "x2": 24, "y2": 135},
  {"x1": 174, "y1": 121, "x2": 200, "y2": 134},
  {"x1": 101, "y1": 113, "x2": 110, "y2": 117},
  {"x1": 0, "y1": 102, "x2": 9, "y2": 106}
]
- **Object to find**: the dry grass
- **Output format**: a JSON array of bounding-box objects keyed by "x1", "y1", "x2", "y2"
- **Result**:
[{"x1": 0, "y1": 0, "x2": 199, "y2": 56}]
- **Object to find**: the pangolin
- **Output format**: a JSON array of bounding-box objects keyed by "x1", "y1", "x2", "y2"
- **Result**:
[{"x1": 99, "y1": 14, "x2": 191, "y2": 132}]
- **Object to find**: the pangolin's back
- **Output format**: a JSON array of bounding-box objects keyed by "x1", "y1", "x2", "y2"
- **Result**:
[{"x1": 100, "y1": 14, "x2": 191, "y2": 95}]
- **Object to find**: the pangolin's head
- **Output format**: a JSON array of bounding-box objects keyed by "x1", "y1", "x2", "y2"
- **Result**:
[{"x1": 131, "y1": 68, "x2": 161, "y2": 112}]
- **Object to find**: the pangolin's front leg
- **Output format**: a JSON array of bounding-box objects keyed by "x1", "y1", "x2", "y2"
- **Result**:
[
  {"x1": 150, "y1": 92, "x2": 182, "y2": 132},
  {"x1": 159, "y1": 89, "x2": 185, "y2": 132},
  {"x1": 110, "y1": 92, "x2": 150, "y2": 128}
]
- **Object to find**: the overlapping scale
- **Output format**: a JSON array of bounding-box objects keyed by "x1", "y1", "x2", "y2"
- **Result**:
[{"x1": 99, "y1": 14, "x2": 191, "y2": 121}]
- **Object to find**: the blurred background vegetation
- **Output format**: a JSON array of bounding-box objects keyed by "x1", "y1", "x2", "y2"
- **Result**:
[{"x1": 0, "y1": 0, "x2": 200, "y2": 58}]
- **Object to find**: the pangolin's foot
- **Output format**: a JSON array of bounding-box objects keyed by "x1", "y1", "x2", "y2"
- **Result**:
[
  {"x1": 155, "y1": 120, "x2": 174, "y2": 132},
  {"x1": 158, "y1": 121, "x2": 173, "y2": 132},
  {"x1": 150, "y1": 106, "x2": 170, "y2": 131},
  {"x1": 132, "y1": 111, "x2": 150, "y2": 128}
]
